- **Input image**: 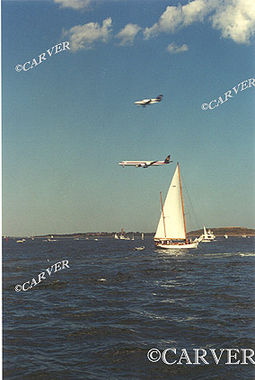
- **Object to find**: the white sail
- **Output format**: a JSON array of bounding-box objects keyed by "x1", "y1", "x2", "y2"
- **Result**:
[{"x1": 154, "y1": 165, "x2": 186, "y2": 240}]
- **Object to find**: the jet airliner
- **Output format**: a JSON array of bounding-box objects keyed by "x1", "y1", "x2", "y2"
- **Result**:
[{"x1": 119, "y1": 155, "x2": 172, "y2": 168}]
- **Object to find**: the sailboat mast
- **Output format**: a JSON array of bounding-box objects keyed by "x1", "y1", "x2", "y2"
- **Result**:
[
  {"x1": 160, "y1": 191, "x2": 167, "y2": 238},
  {"x1": 177, "y1": 163, "x2": 188, "y2": 244}
]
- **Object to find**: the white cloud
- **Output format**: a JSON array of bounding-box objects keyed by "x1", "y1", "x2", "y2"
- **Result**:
[
  {"x1": 64, "y1": 18, "x2": 112, "y2": 51},
  {"x1": 144, "y1": 0, "x2": 214, "y2": 39},
  {"x1": 116, "y1": 24, "x2": 141, "y2": 46},
  {"x1": 166, "y1": 42, "x2": 189, "y2": 54},
  {"x1": 54, "y1": 0, "x2": 92, "y2": 10},
  {"x1": 211, "y1": 0, "x2": 255, "y2": 44},
  {"x1": 144, "y1": 0, "x2": 255, "y2": 44}
]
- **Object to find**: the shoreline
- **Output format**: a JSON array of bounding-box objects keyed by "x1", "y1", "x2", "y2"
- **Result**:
[{"x1": 3, "y1": 227, "x2": 255, "y2": 239}]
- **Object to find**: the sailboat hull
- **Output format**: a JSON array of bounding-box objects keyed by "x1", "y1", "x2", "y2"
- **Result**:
[{"x1": 155, "y1": 241, "x2": 199, "y2": 249}]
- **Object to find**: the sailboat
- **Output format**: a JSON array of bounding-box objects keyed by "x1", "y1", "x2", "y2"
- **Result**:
[
  {"x1": 141, "y1": 233, "x2": 144, "y2": 240},
  {"x1": 114, "y1": 233, "x2": 119, "y2": 239},
  {"x1": 154, "y1": 163, "x2": 199, "y2": 249}
]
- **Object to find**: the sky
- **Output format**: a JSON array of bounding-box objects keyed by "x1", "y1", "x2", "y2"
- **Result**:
[{"x1": 2, "y1": 0, "x2": 255, "y2": 236}]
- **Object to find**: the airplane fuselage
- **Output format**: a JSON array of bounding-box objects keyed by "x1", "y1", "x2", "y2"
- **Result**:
[
  {"x1": 134, "y1": 99, "x2": 160, "y2": 106},
  {"x1": 118, "y1": 154, "x2": 171, "y2": 168},
  {"x1": 134, "y1": 95, "x2": 163, "y2": 107},
  {"x1": 119, "y1": 161, "x2": 168, "y2": 168}
]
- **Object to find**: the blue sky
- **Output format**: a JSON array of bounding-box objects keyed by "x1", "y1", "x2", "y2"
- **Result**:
[{"x1": 3, "y1": 0, "x2": 255, "y2": 235}]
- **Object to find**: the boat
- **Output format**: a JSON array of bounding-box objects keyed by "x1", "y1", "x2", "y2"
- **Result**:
[
  {"x1": 154, "y1": 163, "x2": 199, "y2": 249},
  {"x1": 114, "y1": 233, "x2": 119, "y2": 239},
  {"x1": 199, "y1": 226, "x2": 216, "y2": 242},
  {"x1": 118, "y1": 228, "x2": 130, "y2": 240},
  {"x1": 119, "y1": 234, "x2": 130, "y2": 240},
  {"x1": 224, "y1": 234, "x2": 228, "y2": 239},
  {"x1": 16, "y1": 238, "x2": 26, "y2": 243},
  {"x1": 134, "y1": 246, "x2": 145, "y2": 251},
  {"x1": 47, "y1": 235, "x2": 57, "y2": 242},
  {"x1": 141, "y1": 233, "x2": 144, "y2": 240},
  {"x1": 131, "y1": 234, "x2": 135, "y2": 241}
]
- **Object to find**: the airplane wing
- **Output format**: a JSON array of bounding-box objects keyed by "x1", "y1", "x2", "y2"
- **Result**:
[
  {"x1": 134, "y1": 99, "x2": 151, "y2": 106},
  {"x1": 146, "y1": 160, "x2": 158, "y2": 167}
]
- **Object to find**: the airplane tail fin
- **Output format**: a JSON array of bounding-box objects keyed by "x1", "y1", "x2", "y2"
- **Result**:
[
  {"x1": 157, "y1": 94, "x2": 163, "y2": 101},
  {"x1": 164, "y1": 155, "x2": 171, "y2": 164}
]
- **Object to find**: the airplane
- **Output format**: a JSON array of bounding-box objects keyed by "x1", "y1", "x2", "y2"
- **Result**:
[
  {"x1": 134, "y1": 94, "x2": 163, "y2": 107},
  {"x1": 119, "y1": 155, "x2": 172, "y2": 168}
]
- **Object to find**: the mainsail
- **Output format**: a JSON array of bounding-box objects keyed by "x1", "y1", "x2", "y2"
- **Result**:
[{"x1": 154, "y1": 164, "x2": 186, "y2": 240}]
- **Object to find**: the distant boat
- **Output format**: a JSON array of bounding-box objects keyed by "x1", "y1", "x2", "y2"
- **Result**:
[
  {"x1": 134, "y1": 246, "x2": 145, "y2": 251},
  {"x1": 131, "y1": 234, "x2": 135, "y2": 241},
  {"x1": 199, "y1": 226, "x2": 216, "y2": 242},
  {"x1": 114, "y1": 233, "x2": 119, "y2": 240},
  {"x1": 242, "y1": 234, "x2": 247, "y2": 238},
  {"x1": 16, "y1": 239, "x2": 26, "y2": 243},
  {"x1": 141, "y1": 233, "x2": 144, "y2": 240},
  {"x1": 47, "y1": 235, "x2": 57, "y2": 242},
  {"x1": 119, "y1": 234, "x2": 130, "y2": 240},
  {"x1": 154, "y1": 163, "x2": 199, "y2": 249},
  {"x1": 224, "y1": 234, "x2": 228, "y2": 239}
]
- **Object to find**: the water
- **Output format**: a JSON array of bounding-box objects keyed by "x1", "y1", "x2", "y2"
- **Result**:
[{"x1": 3, "y1": 237, "x2": 255, "y2": 379}]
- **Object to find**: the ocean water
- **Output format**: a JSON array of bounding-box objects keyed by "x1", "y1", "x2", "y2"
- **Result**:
[{"x1": 3, "y1": 236, "x2": 255, "y2": 379}]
